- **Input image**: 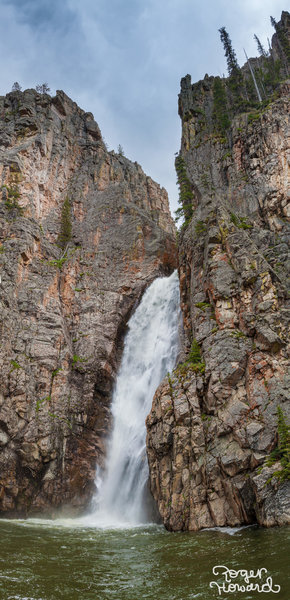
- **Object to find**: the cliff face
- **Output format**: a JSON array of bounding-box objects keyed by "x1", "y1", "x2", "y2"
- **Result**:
[
  {"x1": 0, "y1": 89, "x2": 176, "y2": 516},
  {"x1": 146, "y1": 22, "x2": 290, "y2": 530}
]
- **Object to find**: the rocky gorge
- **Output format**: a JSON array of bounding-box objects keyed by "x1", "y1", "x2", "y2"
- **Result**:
[
  {"x1": 146, "y1": 12, "x2": 290, "y2": 530},
  {"x1": 0, "y1": 11, "x2": 289, "y2": 534}
]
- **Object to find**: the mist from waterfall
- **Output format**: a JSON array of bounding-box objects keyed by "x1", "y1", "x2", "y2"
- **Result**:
[{"x1": 88, "y1": 270, "x2": 180, "y2": 528}]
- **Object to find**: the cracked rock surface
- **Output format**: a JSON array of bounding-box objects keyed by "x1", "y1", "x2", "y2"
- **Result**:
[
  {"x1": 0, "y1": 88, "x2": 176, "y2": 516},
  {"x1": 146, "y1": 50, "x2": 290, "y2": 529}
]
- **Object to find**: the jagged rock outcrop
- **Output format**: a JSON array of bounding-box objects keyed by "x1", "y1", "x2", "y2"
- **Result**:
[
  {"x1": 146, "y1": 14, "x2": 290, "y2": 531},
  {"x1": 0, "y1": 89, "x2": 176, "y2": 516}
]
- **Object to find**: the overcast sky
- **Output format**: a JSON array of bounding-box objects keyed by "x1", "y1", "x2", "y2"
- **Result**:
[{"x1": 0, "y1": 0, "x2": 287, "y2": 213}]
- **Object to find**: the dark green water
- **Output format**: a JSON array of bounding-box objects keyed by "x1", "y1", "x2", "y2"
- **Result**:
[{"x1": 0, "y1": 521, "x2": 289, "y2": 600}]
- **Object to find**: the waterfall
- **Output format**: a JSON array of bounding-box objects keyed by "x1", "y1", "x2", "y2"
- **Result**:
[{"x1": 89, "y1": 270, "x2": 180, "y2": 528}]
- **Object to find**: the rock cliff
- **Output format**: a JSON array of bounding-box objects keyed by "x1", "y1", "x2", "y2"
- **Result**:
[
  {"x1": 146, "y1": 14, "x2": 290, "y2": 530},
  {"x1": 0, "y1": 89, "x2": 176, "y2": 516}
]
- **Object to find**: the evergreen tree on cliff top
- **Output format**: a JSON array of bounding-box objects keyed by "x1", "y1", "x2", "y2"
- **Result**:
[
  {"x1": 218, "y1": 27, "x2": 240, "y2": 76},
  {"x1": 12, "y1": 82, "x2": 22, "y2": 92},
  {"x1": 254, "y1": 34, "x2": 268, "y2": 57}
]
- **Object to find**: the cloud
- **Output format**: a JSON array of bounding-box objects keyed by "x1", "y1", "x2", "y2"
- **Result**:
[
  {"x1": 3, "y1": 0, "x2": 76, "y2": 31},
  {"x1": 0, "y1": 0, "x2": 287, "y2": 212}
]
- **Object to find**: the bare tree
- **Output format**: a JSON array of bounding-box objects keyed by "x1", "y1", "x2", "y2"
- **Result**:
[
  {"x1": 243, "y1": 49, "x2": 262, "y2": 102},
  {"x1": 12, "y1": 82, "x2": 22, "y2": 92},
  {"x1": 35, "y1": 83, "x2": 51, "y2": 94}
]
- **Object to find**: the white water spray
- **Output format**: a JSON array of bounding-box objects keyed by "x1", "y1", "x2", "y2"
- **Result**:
[{"x1": 89, "y1": 270, "x2": 180, "y2": 527}]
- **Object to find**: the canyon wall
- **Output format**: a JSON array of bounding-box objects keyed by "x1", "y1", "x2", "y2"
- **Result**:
[
  {"x1": 0, "y1": 89, "x2": 176, "y2": 516},
  {"x1": 146, "y1": 15, "x2": 290, "y2": 530}
]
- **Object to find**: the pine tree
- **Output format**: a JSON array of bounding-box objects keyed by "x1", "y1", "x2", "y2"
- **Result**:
[
  {"x1": 218, "y1": 27, "x2": 240, "y2": 76},
  {"x1": 277, "y1": 406, "x2": 290, "y2": 456},
  {"x1": 254, "y1": 34, "x2": 267, "y2": 57},
  {"x1": 276, "y1": 406, "x2": 290, "y2": 481},
  {"x1": 12, "y1": 82, "x2": 22, "y2": 92},
  {"x1": 35, "y1": 83, "x2": 51, "y2": 94},
  {"x1": 175, "y1": 155, "x2": 193, "y2": 224},
  {"x1": 266, "y1": 406, "x2": 290, "y2": 482}
]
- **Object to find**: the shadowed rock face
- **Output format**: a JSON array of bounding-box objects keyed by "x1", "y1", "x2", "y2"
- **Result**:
[
  {"x1": 0, "y1": 88, "x2": 177, "y2": 516},
  {"x1": 146, "y1": 17, "x2": 290, "y2": 530}
]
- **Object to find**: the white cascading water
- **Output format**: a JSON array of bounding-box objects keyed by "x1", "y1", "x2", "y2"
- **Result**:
[{"x1": 89, "y1": 270, "x2": 180, "y2": 528}]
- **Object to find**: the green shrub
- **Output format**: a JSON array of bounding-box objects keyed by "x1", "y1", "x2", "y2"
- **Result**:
[
  {"x1": 10, "y1": 359, "x2": 21, "y2": 371},
  {"x1": 3, "y1": 184, "x2": 20, "y2": 200},
  {"x1": 2, "y1": 185, "x2": 23, "y2": 211},
  {"x1": 248, "y1": 112, "x2": 260, "y2": 124},
  {"x1": 266, "y1": 406, "x2": 290, "y2": 483},
  {"x1": 188, "y1": 338, "x2": 202, "y2": 363},
  {"x1": 48, "y1": 255, "x2": 68, "y2": 269},
  {"x1": 230, "y1": 212, "x2": 239, "y2": 226},
  {"x1": 36, "y1": 395, "x2": 51, "y2": 412},
  {"x1": 230, "y1": 330, "x2": 246, "y2": 339},
  {"x1": 48, "y1": 412, "x2": 72, "y2": 429},
  {"x1": 195, "y1": 302, "x2": 212, "y2": 311},
  {"x1": 230, "y1": 212, "x2": 252, "y2": 229},
  {"x1": 72, "y1": 354, "x2": 88, "y2": 366},
  {"x1": 172, "y1": 338, "x2": 205, "y2": 381},
  {"x1": 52, "y1": 368, "x2": 62, "y2": 379}
]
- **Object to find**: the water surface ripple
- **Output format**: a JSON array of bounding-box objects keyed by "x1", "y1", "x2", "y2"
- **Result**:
[{"x1": 0, "y1": 522, "x2": 289, "y2": 600}]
